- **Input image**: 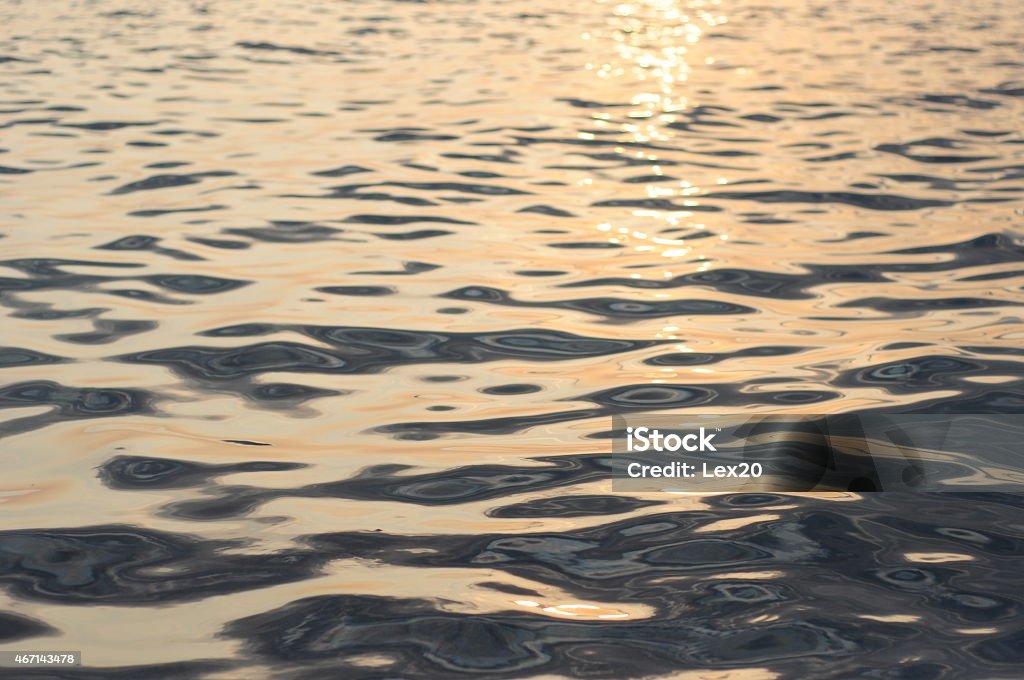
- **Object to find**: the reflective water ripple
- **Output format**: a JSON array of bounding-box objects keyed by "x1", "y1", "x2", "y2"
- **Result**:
[{"x1": 1, "y1": 0, "x2": 1022, "y2": 676}]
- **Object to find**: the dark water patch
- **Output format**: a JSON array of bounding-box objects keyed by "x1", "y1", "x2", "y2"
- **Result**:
[
  {"x1": 60, "y1": 121, "x2": 160, "y2": 131},
  {"x1": 442, "y1": 151, "x2": 521, "y2": 164},
  {"x1": 489, "y1": 495, "x2": 663, "y2": 518},
  {"x1": 516, "y1": 132, "x2": 761, "y2": 159},
  {"x1": 836, "y1": 355, "x2": 1001, "y2": 393},
  {"x1": 302, "y1": 500, "x2": 1013, "y2": 592},
  {"x1": 819, "y1": 231, "x2": 885, "y2": 242},
  {"x1": 56, "y1": 319, "x2": 157, "y2": 345},
  {"x1": 548, "y1": 241, "x2": 625, "y2": 249},
  {"x1": 95, "y1": 234, "x2": 205, "y2": 262},
  {"x1": 223, "y1": 594, "x2": 562, "y2": 677},
  {"x1": 557, "y1": 97, "x2": 633, "y2": 108},
  {"x1": 961, "y1": 129, "x2": 1014, "y2": 138},
  {"x1": 960, "y1": 345, "x2": 1024, "y2": 357},
  {"x1": 118, "y1": 326, "x2": 667, "y2": 383},
  {"x1": 980, "y1": 83, "x2": 1024, "y2": 98},
  {"x1": 712, "y1": 494, "x2": 792, "y2": 508},
  {"x1": 837, "y1": 296, "x2": 1023, "y2": 313},
  {"x1": 881, "y1": 342, "x2": 932, "y2": 350},
  {"x1": 891, "y1": 389, "x2": 1024, "y2": 414},
  {"x1": 441, "y1": 285, "x2": 755, "y2": 319},
  {"x1": 311, "y1": 164, "x2": 371, "y2": 177},
  {"x1": 0, "y1": 611, "x2": 56, "y2": 643},
  {"x1": 378, "y1": 384, "x2": 840, "y2": 438},
  {"x1": 480, "y1": 384, "x2": 542, "y2": 395},
  {"x1": 377, "y1": 384, "x2": 719, "y2": 438},
  {"x1": 186, "y1": 236, "x2": 251, "y2": 250},
  {"x1": 10, "y1": 305, "x2": 106, "y2": 321},
  {"x1": 376, "y1": 409, "x2": 603, "y2": 438},
  {"x1": 284, "y1": 185, "x2": 438, "y2": 206},
  {"x1": 966, "y1": 164, "x2": 1024, "y2": 181},
  {"x1": 704, "y1": 189, "x2": 952, "y2": 210},
  {"x1": 108, "y1": 288, "x2": 190, "y2": 305},
  {"x1": 517, "y1": 204, "x2": 576, "y2": 217},
  {"x1": 479, "y1": 582, "x2": 543, "y2": 597},
  {"x1": 0, "y1": 258, "x2": 144, "y2": 275},
  {"x1": 373, "y1": 229, "x2": 452, "y2": 240},
  {"x1": 875, "y1": 141, "x2": 993, "y2": 164},
  {"x1": 623, "y1": 173, "x2": 679, "y2": 183},
  {"x1": 100, "y1": 9, "x2": 155, "y2": 17},
  {"x1": 116, "y1": 342, "x2": 349, "y2": 380},
  {"x1": 108, "y1": 171, "x2": 237, "y2": 195},
  {"x1": 0, "y1": 347, "x2": 68, "y2": 368},
  {"x1": 460, "y1": 170, "x2": 506, "y2": 178},
  {"x1": 758, "y1": 390, "x2": 838, "y2": 405},
  {"x1": 875, "y1": 173, "x2": 978, "y2": 191},
  {"x1": 159, "y1": 455, "x2": 614, "y2": 520},
  {"x1": 342, "y1": 214, "x2": 476, "y2": 225},
  {"x1": 212, "y1": 324, "x2": 668, "y2": 360},
  {"x1": 316, "y1": 285, "x2": 395, "y2": 296},
  {"x1": 592, "y1": 197, "x2": 722, "y2": 211},
  {"x1": 645, "y1": 346, "x2": 805, "y2": 367},
  {"x1": 150, "y1": 129, "x2": 220, "y2": 139},
  {"x1": 972, "y1": 631, "x2": 1024, "y2": 664},
  {"x1": 0, "y1": 525, "x2": 324, "y2": 604},
  {"x1": 375, "y1": 131, "x2": 460, "y2": 142},
  {"x1": 340, "y1": 181, "x2": 531, "y2": 196},
  {"x1": 563, "y1": 151, "x2": 691, "y2": 169},
  {"x1": 247, "y1": 382, "x2": 345, "y2": 407},
  {"x1": 0, "y1": 381, "x2": 156, "y2": 437},
  {"x1": 290, "y1": 497, "x2": 1024, "y2": 675},
  {"x1": 213, "y1": 118, "x2": 288, "y2": 124},
  {"x1": 99, "y1": 455, "x2": 305, "y2": 490},
  {"x1": 308, "y1": 455, "x2": 612, "y2": 507},
  {"x1": 957, "y1": 269, "x2": 1024, "y2": 282},
  {"x1": 128, "y1": 204, "x2": 226, "y2": 218},
  {"x1": 143, "y1": 274, "x2": 250, "y2": 295},
  {"x1": 743, "y1": 113, "x2": 782, "y2": 122},
  {"x1": 559, "y1": 268, "x2": 816, "y2": 299},
  {"x1": 235, "y1": 41, "x2": 345, "y2": 58},
  {"x1": 581, "y1": 384, "x2": 716, "y2": 409},
  {"x1": 804, "y1": 152, "x2": 860, "y2": 163},
  {"x1": 223, "y1": 221, "x2": 342, "y2": 243},
  {"x1": 0, "y1": 117, "x2": 60, "y2": 131},
  {"x1": 886, "y1": 233, "x2": 1024, "y2": 266},
  {"x1": 221, "y1": 591, "x2": 889, "y2": 678},
  {"x1": 144, "y1": 161, "x2": 191, "y2": 169}
]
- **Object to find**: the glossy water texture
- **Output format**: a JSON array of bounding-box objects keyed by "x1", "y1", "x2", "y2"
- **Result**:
[{"x1": 1, "y1": 0, "x2": 1023, "y2": 677}]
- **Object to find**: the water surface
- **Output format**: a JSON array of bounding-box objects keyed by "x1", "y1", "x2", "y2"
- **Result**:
[{"x1": 1, "y1": 0, "x2": 1023, "y2": 677}]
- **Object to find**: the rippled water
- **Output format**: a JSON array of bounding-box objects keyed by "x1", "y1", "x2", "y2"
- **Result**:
[{"x1": 1, "y1": 0, "x2": 1023, "y2": 677}]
